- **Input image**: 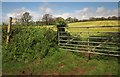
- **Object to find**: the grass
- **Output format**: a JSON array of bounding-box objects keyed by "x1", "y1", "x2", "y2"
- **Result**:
[
  {"x1": 31, "y1": 20, "x2": 119, "y2": 38},
  {"x1": 2, "y1": 20, "x2": 120, "y2": 75},
  {"x1": 68, "y1": 20, "x2": 119, "y2": 26},
  {"x1": 3, "y1": 50, "x2": 119, "y2": 75},
  {"x1": 66, "y1": 20, "x2": 119, "y2": 38}
]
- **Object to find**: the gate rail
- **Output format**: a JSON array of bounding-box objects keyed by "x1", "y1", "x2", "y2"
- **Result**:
[{"x1": 58, "y1": 26, "x2": 120, "y2": 57}]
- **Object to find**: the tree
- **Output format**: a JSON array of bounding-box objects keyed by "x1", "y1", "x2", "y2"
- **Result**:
[
  {"x1": 118, "y1": 16, "x2": 120, "y2": 20},
  {"x1": 89, "y1": 17, "x2": 96, "y2": 21},
  {"x1": 55, "y1": 17, "x2": 65, "y2": 22},
  {"x1": 66, "y1": 17, "x2": 74, "y2": 23},
  {"x1": 2, "y1": 22, "x2": 8, "y2": 26},
  {"x1": 108, "y1": 16, "x2": 112, "y2": 20},
  {"x1": 21, "y1": 12, "x2": 32, "y2": 25},
  {"x1": 111, "y1": 16, "x2": 118, "y2": 20},
  {"x1": 42, "y1": 14, "x2": 54, "y2": 25},
  {"x1": 101, "y1": 17, "x2": 106, "y2": 20},
  {"x1": 56, "y1": 17, "x2": 67, "y2": 32},
  {"x1": 49, "y1": 17, "x2": 56, "y2": 25},
  {"x1": 35, "y1": 21, "x2": 43, "y2": 26},
  {"x1": 28, "y1": 20, "x2": 36, "y2": 26},
  {"x1": 73, "y1": 17, "x2": 79, "y2": 22}
]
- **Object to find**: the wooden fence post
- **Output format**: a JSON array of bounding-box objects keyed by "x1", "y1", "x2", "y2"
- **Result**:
[{"x1": 6, "y1": 17, "x2": 12, "y2": 44}]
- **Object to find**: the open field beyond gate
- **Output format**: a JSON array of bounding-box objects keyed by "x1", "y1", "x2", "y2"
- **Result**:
[{"x1": 2, "y1": 20, "x2": 120, "y2": 75}]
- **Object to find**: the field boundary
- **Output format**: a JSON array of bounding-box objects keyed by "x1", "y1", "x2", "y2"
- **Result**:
[{"x1": 58, "y1": 26, "x2": 120, "y2": 57}]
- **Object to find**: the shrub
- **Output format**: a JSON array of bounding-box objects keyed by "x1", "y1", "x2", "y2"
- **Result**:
[{"x1": 2, "y1": 27, "x2": 58, "y2": 63}]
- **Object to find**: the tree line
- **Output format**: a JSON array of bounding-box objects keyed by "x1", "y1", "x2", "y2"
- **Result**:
[{"x1": 2, "y1": 12, "x2": 120, "y2": 26}]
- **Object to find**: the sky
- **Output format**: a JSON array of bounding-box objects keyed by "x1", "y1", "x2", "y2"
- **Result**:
[
  {"x1": 2, "y1": 0, "x2": 120, "y2": 2},
  {"x1": 2, "y1": 2, "x2": 119, "y2": 22}
]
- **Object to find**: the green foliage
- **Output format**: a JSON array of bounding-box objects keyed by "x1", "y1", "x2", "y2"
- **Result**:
[
  {"x1": 2, "y1": 27, "x2": 58, "y2": 63},
  {"x1": 2, "y1": 22, "x2": 8, "y2": 26},
  {"x1": 56, "y1": 20, "x2": 67, "y2": 27},
  {"x1": 42, "y1": 14, "x2": 55, "y2": 25},
  {"x1": 2, "y1": 26, "x2": 7, "y2": 43},
  {"x1": 2, "y1": 20, "x2": 119, "y2": 75},
  {"x1": 66, "y1": 17, "x2": 79, "y2": 23},
  {"x1": 56, "y1": 17, "x2": 65, "y2": 22},
  {"x1": 33, "y1": 50, "x2": 80, "y2": 74},
  {"x1": 21, "y1": 12, "x2": 32, "y2": 24}
]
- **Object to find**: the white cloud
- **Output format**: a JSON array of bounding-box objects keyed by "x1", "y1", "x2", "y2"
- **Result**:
[
  {"x1": 95, "y1": 7, "x2": 117, "y2": 18},
  {"x1": 54, "y1": 7, "x2": 91, "y2": 20},
  {"x1": 29, "y1": 11, "x2": 41, "y2": 21},
  {"x1": 54, "y1": 7, "x2": 118, "y2": 20},
  {"x1": 39, "y1": 3, "x2": 53, "y2": 14},
  {"x1": 39, "y1": 6, "x2": 53, "y2": 14},
  {"x1": 96, "y1": 7, "x2": 105, "y2": 13},
  {"x1": 55, "y1": 13, "x2": 71, "y2": 19},
  {"x1": 7, "y1": 7, "x2": 29, "y2": 18},
  {"x1": 83, "y1": 8, "x2": 89, "y2": 12},
  {"x1": 6, "y1": 7, "x2": 40, "y2": 21},
  {"x1": 4, "y1": 6, "x2": 118, "y2": 23}
]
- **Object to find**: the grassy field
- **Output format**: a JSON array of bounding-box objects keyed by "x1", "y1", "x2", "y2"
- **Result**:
[
  {"x1": 35, "y1": 20, "x2": 119, "y2": 40},
  {"x1": 68, "y1": 20, "x2": 119, "y2": 26},
  {"x1": 2, "y1": 20, "x2": 120, "y2": 75},
  {"x1": 32, "y1": 20, "x2": 119, "y2": 34}
]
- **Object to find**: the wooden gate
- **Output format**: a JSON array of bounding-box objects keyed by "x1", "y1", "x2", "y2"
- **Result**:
[{"x1": 58, "y1": 26, "x2": 120, "y2": 57}]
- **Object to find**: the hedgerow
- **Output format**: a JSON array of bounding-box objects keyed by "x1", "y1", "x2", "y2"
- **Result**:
[{"x1": 2, "y1": 26, "x2": 58, "y2": 63}]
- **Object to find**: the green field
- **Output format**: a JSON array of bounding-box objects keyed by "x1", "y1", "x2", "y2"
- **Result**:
[
  {"x1": 67, "y1": 20, "x2": 119, "y2": 33},
  {"x1": 2, "y1": 20, "x2": 120, "y2": 75},
  {"x1": 32, "y1": 20, "x2": 119, "y2": 33},
  {"x1": 68, "y1": 20, "x2": 119, "y2": 26},
  {"x1": 39, "y1": 20, "x2": 119, "y2": 39}
]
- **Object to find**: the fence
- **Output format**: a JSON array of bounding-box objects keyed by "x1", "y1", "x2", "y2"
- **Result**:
[
  {"x1": 6, "y1": 17, "x2": 120, "y2": 57},
  {"x1": 58, "y1": 26, "x2": 120, "y2": 57},
  {"x1": 6, "y1": 17, "x2": 16, "y2": 44}
]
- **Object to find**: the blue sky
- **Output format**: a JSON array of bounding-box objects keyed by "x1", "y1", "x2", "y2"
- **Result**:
[
  {"x1": 2, "y1": 0, "x2": 120, "y2": 2},
  {"x1": 2, "y1": 2, "x2": 118, "y2": 13},
  {"x1": 2, "y1": 2, "x2": 119, "y2": 22}
]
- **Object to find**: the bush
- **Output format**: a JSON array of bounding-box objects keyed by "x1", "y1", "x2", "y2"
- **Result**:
[
  {"x1": 56, "y1": 21, "x2": 67, "y2": 27},
  {"x1": 2, "y1": 26, "x2": 7, "y2": 43},
  {"x1": 2, "y1": 27, "x2": 58, "y2": 63}
]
